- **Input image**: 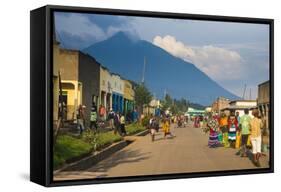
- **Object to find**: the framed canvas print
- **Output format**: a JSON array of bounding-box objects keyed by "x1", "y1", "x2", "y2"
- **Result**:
[{"x1": 30, "y1": 5, "x2": 274, "y2": 187}]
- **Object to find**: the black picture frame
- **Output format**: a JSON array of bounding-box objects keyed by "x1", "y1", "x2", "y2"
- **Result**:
[{"x1": 30, "y1": 5, "x2": 274, "y2": 187}]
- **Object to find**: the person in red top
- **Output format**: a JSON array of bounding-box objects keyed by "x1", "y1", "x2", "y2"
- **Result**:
[
  {"x1": 99, "y1": 104, "x2": 106, "y2": 120},
  {"x1": 228, "y1": 111, "x2": 238, "y2": 148}
]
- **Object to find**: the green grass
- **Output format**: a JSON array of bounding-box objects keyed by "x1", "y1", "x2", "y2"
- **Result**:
[
  {"x1": 53, "y1": 134, "x2": 92, "y2": 169},
  {"x1": 96, "y1": 131, "x2": 123, "y2": 150},
  {"x1": 126, "y1": 122, "x2": 146, "y2": 135},
  {"x1": 53, "y1": 123, "x2": 145, "y2": 170}
]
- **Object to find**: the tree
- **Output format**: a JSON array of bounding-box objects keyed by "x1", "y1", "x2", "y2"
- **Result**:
[
  {"x1": 170, "y1": 104, "x2": 179, "y2": 114},
  {"x1": 161, "y1": 95, "x2": 190, "y2": 115},
  {"x1": 179, "y1": 98, "x2": 189, "y2": 112},
  {"x1": 134, "y1": 83, "x2": 152, "y2": 114},
  {"x1": 162, "y1": 94, "x2": 172, "y2": 109}
]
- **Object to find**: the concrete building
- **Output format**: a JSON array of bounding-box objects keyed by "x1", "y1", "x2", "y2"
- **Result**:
[
  {"x1": 99, "y1": 66, "x2": 113, "y2": 115},
  {"x1": 79, "y1": 52, "x2": 100, "y2": 126},
  {"x1": 111, "y1": 73, "x2": 124, "y2": 113},
  {"x1": 258, "y1": 81, "x2": 270, "y2": 130},
  {"x1": 211, "y1": 97, "x2": 230, "y2": 114},
  {"x1": 123, "y1": 80, "x2": 135, "y2": 115},
  {"x1": 53, "y1": 42, "x2": 81, "y2": 121},
  {"x1": 53, "y1": 41, "x2": 60, "y2": 124},
  {"x1": 143, "y1": 99, "x2": 161, "y2": 116},
  {"x1": 221, "y1": 100, "x2": 257, "y2": 117},
  {"x1": 53, "y1": 41, "x2": 102, "y2": 126}
]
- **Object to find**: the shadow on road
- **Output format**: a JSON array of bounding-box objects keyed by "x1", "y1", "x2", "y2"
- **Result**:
[
  {"x1": 88, "y1": 149, "x2": 151, "y2": 172},
  {"x1": 61, "y1": 149, "x2": 151, "y2": 173}
]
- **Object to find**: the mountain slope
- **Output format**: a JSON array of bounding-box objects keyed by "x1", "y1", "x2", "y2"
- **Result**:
[{"x1": 83, "y1": 32, "x2": 239, "y2": 106}]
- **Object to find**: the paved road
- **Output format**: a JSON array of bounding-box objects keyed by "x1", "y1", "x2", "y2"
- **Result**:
[{"x1": 54, "y1": 122, "x2": 269, "y2": 180}]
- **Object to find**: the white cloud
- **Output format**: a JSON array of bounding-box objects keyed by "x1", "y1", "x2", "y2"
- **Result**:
[
  {"x1": 55, "y1": 13, "x2": 139, "y2": 49},
  {"x1": 153, "y1": 35, "x2": 244, "y2": 81},
  {"x1": 55, "y1": 13, "x2": 107, "y2": 42}
]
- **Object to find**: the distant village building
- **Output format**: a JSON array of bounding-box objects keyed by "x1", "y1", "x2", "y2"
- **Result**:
[
  {"x1": 111, "y1": 73, "x2": 124, "y2": 113},
  {"x1": 78, "y1": 52, "x2": 100, "y2": 126},
  {"x1": 221, "y1": 100, "x2": 257, "y2": 117},
  {"x1": 205, "y1": 107, "x2": 212, "y2": 113},
  {"x1": 186, "y1": 107, "x2": 205, "y2": 117},
  {"x1": 100, "y1": 66, "x2": 113, "y2": 115},
  {"x1": 258, "y1": 81, "x2": 270, "y2": 130},
  {"x1": 211, "y1": 97, "x2": 230, "y2": 114},
  {"x1": 123, "y1": 80, "x2": 135, "y2": 115},
  {"x1": 144, "y1": 99, "x2": 161, "y2": 116},
  {"x1": 53, "y1": 40, "x2": 139, "y2": 126}
]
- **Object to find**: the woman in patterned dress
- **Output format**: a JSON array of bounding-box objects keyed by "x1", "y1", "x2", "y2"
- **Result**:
[{"x1": 207, "y1": 115, "x2": 221, "y2": 148}]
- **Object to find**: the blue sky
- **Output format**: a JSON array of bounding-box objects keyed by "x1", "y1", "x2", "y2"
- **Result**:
[{"x1": 54, "y1": 12, "x2": 270, "y2": 99}]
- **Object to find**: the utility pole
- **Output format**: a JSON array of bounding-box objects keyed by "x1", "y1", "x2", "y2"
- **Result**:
[
  {"x1": 141, "y1": 56, "x2": 146, "y2": 84},
  {"x1": 242, "y1": 84, "x2": 247, "y2": 99}
]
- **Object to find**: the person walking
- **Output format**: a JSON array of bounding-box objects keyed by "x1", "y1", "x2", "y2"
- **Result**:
[
  {"x1": 149, "y1": 116, "x2": 157, "y2": 142},
  {"x1": 228, "y1": 111, "x2": 238, "y2": 148},
  {"x1": 90, "y1": 102, "x2": 98, "y2": 133},
  {"x1": 219, "y1": 112, "x2": 229, "y2": 147},
  {"x1": 250, "y1": 109, "x2": 264, "y2": 167},
  {"x1": 113, "y1": 112, "x2": 121, "y2": 135},
  {"x1": 108, "y1": 109, "x2": 115, "y2": 131},
  {"x1": 77, "y1": 104, "x2": 86, "y2": 135},
  {"x1": 177, "y1": 115, "x2": 182, "y2": 128},
  {"x1": 162, "y1": 118, "x2": 174, "y2": 139},
  {"x1": 132, "y1": 109, "x2": 139, "y2": 122},
  {"x1": 207, "y1": 115, "x2": 221, "y2": 148},
  {"x1": 120, "y1": 113, "x2": 127, "y2": 136},
  {"x1": 236, "y1": 111, "x2": 241, "y2": 125},
  {"x1": 99, "y1": 104, "x2": 106, "y2": 120},
  {"x1": 194, "y1": 116, "x2": 200, "y2": 128},
  {"x1": 199, "y1": 115, "x2": 204, "y2": 128},
  {"x1": 236, "y1": 109, "x2": 252, "y2": 157}
]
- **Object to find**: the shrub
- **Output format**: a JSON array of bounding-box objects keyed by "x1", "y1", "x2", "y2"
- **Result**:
[
  {"x1": 141, "y1": 116, "x2": 150, "y2": 128},
  {"x1": 54, "y1": 124, "x2": 145, "y2": 170},
  {"x1": 126, "y1": 122, "x2": 146, "y2": 135},
  {"x1": 96, "y1": 131, "x2": 123, "y2": 150}
]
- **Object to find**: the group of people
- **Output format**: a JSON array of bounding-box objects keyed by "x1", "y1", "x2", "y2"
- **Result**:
[
  {"x1": 206, "y1": 109, "x2": 265, "y2": 167},
  {"x1": 149, "y1": 115, "x2": 175, "y2": 142},
  {"x1": 108, "y1": 109, "x2": 127, "y2": 136},
  {"x1": 175, "y1": 115, "x2": 188, "y2": 128},
  {"x1": 193, "y1": 115, "x2": 205, "y2": 128},
  {"x1": 76, "y1": 102, "x2": 128, "y2": 137}
]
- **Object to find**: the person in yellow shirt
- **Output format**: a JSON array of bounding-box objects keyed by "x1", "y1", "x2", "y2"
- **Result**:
[
  {"x1": 162, "y1": 118, "x2": 174, "y2": 139},
  {"x1": 219, "y1": 112, "x2": 229, "y2": 147},
  {"x1": 120, "y1": 113, "x2": 127, "y2": 136},
  {"x1": 250, "y1": 109, "x2": 264, "y2": 167}
]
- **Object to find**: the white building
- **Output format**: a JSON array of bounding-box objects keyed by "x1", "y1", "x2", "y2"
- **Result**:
[{"x1": 221, "y1": 100, "x2": 257, "y2": 117}]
